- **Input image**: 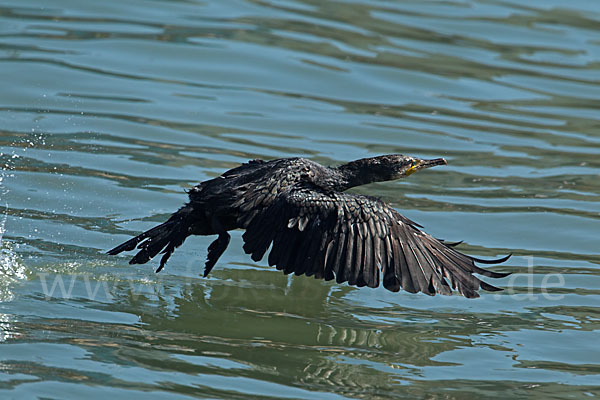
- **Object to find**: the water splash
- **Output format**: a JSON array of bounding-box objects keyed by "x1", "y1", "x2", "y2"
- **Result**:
[
  {"x1": 0, "y1": 207, "x2": 26, "y2": 303},
  {"x1": 0, "y1": 313, "x2": 19, "y2": 342},
  {"x1": 0, "y1": 202, "x2": 7, "y2": 246}
]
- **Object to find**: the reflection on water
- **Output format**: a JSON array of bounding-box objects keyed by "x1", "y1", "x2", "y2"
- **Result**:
[{"x1": 0, "y1": 0, "x2": 599, "y2": 398}]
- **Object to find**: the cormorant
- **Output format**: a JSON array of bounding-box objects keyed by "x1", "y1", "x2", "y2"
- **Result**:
[{"x1": 108, "y1": 154, "x2": 510, "y2": 298}]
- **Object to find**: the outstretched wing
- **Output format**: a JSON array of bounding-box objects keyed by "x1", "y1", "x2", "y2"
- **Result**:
[{"x1": 239, "y1": 184, "x2": 509, "y2": 298}]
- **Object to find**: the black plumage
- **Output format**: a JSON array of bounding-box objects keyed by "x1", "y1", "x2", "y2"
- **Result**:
[{"x1": 108, "y1": 154, "x2": 510, "y2": 298}]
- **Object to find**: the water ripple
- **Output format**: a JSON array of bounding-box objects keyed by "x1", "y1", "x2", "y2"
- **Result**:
[{"x1": 0, "y1": 0, "x2": 599, "y2": 398}]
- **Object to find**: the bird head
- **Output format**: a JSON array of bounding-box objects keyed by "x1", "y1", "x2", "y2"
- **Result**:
[
  {"x1": 361, "y1": 154, "x2": 447, "y2": 179},
  {"x1": 336, "y1": 154, "x2": 447, "y2": 189},
  {"x1": 392, "y1": 154, "x2": 447, "y2": 178}
]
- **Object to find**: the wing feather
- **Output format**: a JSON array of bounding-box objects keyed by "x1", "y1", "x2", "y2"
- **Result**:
[
  {"x1": 362, "y1": 226, "x2": 373, "y2": 287},
  {"x1": 339, "y1": 223, "x2": 355, "y2": 285},
  {"x1": 240, "y1": 184, "x2": 509, "y2": 297},
  {"x1": 350, "y1": 225, "x2": 364, "y2": 286},
  {"x1": 329, "y1": 228, "x2": 346, "y2": 281}
]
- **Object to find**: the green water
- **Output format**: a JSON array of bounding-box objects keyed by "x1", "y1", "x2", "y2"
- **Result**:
[{"x1": 1, "y1": 0, "x2": 599, "y2": 398}]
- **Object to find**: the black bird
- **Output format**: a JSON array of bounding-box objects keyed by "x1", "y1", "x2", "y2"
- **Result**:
[{"x1": 108, "y1": 155, "x2": 509, "y2": 298}]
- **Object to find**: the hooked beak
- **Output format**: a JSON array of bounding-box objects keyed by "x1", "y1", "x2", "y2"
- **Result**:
[{"x1": 406, "y1": 157, "x2": 447, "y2": 176}]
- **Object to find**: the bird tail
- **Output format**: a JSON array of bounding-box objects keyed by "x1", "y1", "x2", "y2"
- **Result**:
[{"x1": 107, "y1": 205, "x2": 194, "y2": 272}]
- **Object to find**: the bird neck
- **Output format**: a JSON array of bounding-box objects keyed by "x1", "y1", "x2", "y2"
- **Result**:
[{"x1": 333, "y1": 159, "x2": 388, "y2": 191}]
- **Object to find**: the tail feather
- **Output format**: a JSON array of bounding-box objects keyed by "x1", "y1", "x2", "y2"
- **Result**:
[
  {"x1": 107, "y1": 206, "x2": 193, "y2": 271},
  {"x1": 106, "y1": 222, "x2": 170, "y2": 255}
]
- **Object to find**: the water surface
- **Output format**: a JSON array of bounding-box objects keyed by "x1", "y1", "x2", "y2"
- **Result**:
[{"x1": 1, "y1": 0, "x2": 599, "y2": 398}]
